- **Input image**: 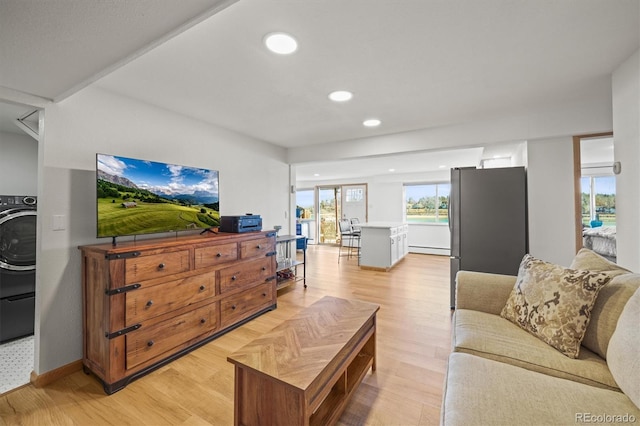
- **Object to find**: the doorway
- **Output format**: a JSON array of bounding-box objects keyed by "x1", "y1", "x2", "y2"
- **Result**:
[
  {"x1": 0, "y1": 101, "x2": 40, "y2": 393},
  {"x1": 573, "y1": 133, "x2": 616, "y2": 258},
  {"x1": 340, "y1": 184, "x2": 367, "y2": 225}
]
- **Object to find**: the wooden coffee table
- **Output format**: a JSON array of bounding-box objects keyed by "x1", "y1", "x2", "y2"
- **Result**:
[{"x1": 227, "y1": 295, "x2": 379, "y2": 426}]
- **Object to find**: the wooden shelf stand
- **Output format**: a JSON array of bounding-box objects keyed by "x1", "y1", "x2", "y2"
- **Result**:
[{"x1": 275, "y1": 234, "x2": 307, "y2": 289}]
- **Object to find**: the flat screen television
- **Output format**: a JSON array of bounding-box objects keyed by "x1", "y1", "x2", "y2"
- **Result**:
[{"x1": 96, "y1": 153, "x2": 220, "y2": 239}]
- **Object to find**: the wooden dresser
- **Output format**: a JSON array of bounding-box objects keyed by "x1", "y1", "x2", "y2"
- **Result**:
[{"x1": 79, "y1": 231, "x2": 277, "y2": 394}]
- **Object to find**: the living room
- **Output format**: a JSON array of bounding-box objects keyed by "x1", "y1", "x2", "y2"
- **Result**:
[{"x1": 1, "y1": 1, "x2": 639, "y2": 423}]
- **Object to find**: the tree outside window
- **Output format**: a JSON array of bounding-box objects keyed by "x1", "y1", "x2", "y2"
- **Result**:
[
  {"x1": 405, "y1": 183, "x2": 450, "y2": 223},
  {"x1": 581, "y1": 176, "x2": 616, "y2": 226}
]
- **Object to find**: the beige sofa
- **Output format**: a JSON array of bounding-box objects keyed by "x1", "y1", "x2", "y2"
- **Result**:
[{"x1": 441, "y1": 249, "x2": 640, "y2": 425}]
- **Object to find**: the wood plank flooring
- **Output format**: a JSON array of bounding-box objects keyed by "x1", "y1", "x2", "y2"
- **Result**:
[{"x1": 0, "y1": 246, "x2": 452, "y2": 426}]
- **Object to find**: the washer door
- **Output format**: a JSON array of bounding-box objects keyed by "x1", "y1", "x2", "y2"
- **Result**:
[{"x1": 0, "y1": 209, "x2": 37, "y2": 271}]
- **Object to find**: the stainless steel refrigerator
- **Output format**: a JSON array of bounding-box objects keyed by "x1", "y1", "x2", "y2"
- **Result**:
[{"x1": 449, "y1": 167, "x2": 528, "y2": 309}]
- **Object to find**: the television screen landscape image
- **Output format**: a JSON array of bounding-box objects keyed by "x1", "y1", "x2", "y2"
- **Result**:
[{"x1": 96, "y1": 154, "x2": 220, "y2": 238}]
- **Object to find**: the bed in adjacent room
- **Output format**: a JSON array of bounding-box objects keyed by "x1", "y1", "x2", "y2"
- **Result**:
[{"x1": 583, "y1": 226, "x2": 616, "y2": 262}]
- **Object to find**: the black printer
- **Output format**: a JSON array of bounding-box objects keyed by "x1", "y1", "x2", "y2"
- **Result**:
[{"x1": 219, "y1": 215, "x2": 262, "y2": 233}]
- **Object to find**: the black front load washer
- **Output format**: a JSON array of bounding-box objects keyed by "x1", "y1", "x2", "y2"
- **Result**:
[{"x1": 0, "y1": 195, "x2": 37, "y2": 343}]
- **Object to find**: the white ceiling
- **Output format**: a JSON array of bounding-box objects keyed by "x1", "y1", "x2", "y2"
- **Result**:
[
  {"x1": 0, "y1": 0, "x2": 236, "y2": 101},
  {"x1": 1, "y1": 0, "x2": 638, "y2": 180}
]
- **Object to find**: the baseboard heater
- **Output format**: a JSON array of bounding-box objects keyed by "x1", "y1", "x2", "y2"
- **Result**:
[{"x1": 409, "y1": 245, "x2": 450, "y2": 256}]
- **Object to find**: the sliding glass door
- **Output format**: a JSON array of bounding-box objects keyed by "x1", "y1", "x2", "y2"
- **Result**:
[{"x1": 318, "y1": 186, "x2": 341, "y2": 244}]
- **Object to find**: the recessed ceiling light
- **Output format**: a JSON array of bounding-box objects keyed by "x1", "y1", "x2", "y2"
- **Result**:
[
  {"x1": 328, "y1": 91, "x2": 353, "y2": 102},
  {"x1": 363, "y1": 119, "x2": 381, "y2": 127},
  {"x1": 264, "y1": 32, "x2": 298, "y2": 54},
  {"x1": 439, "y1": 165, "x2": 447, "y2": 169},
  {"x1": 388, "y1": 168, "x2": 395, "y2": 172},
  {"x1": 313, "y1": 173, "x2": 320, "y2": 177}
]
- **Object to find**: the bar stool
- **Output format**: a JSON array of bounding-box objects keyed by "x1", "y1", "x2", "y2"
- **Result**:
[
  {"x1": 338, "y1": 219, "x2": 360, "y2": 263},
  {"x1": 350, "y1": 218, "x2": 362, "y2": 263}
]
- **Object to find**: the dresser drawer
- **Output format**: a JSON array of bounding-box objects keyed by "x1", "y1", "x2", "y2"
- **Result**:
[
  {"x1": 219, "y1": 257, "x2": 274, "y2": 294},
  {"x1": 220, "y1": 283, "x2": 274, "y2": 328},
  {"x1": 125, "y1": 272, "x2": 216, "y2": 326},
  {"x1": 194, "y1": 242, "x2": 238, "y2": 269},
  {"x1": 239, "y1": 237, "x2": 274, "y2": 259},
  {"x1": 126, "y1": 303, "x2": 218, "y2": 369},
  {"x1": 125, "y1": 250, "x2": 190, "y2": 284}
]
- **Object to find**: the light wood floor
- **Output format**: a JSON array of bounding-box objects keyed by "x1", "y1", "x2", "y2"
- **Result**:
[{"x1": 0, "y1": 246, "x2": 452, "y2": 425}]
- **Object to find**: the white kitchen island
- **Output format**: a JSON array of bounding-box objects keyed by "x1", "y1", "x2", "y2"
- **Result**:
[{"x1": 359, "y1": 222, "x2": 408, "y2": 271}]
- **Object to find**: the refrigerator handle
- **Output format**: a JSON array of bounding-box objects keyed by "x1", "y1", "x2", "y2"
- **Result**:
[
  {"x1": 447, "y1": 195, "x2": 451, "y2": 232},
  {"x1": 449, "y1": 167, "x2": 461, "y2": 258}
]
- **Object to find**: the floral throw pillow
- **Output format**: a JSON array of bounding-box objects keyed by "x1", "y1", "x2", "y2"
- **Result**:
[{"x1": 500, "y1": 254, "x2": 612, "y2": 358}]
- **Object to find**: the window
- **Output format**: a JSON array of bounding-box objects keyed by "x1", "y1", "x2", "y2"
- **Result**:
[
  {"x1": 345, "y1": 187, "x2": 364, "y2": 202},
  {"x1": 404, "y1": 183, "x2": 450, "y2": 223},
  {"x1": 581, "y1": 176, "x2": 616, "y2": 226},
  {"x1": 295, "y1": 189, "x2": 315, "y2": 220}
]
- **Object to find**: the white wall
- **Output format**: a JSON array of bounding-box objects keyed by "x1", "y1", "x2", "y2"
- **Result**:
[
  {"x1": 526, "y1": 136, "x2": 577, "y2": 266},
  {"x1": 367, "y1": 182, "x2": 404, "y2": 222},
  {"x1": 0, "y1": 130, "x2": 38, "y2": 195},
  {"x1": 612, "y1": 49, "x2": 640, "y2": 271},
  {"x1": 408, "y1": 224, "x2": 449, "y2": 255},
  {"x1": 513, "y1": 142, "x2": 528, "y2": 167},
  {"x1": 35, "y1": 86, "x2": 289, "y2": 374}
]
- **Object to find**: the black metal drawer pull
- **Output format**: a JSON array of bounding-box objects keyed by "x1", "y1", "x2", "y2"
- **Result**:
[
  {"x1": 105, "y1": 283, "x2": 141, "y2": 296},
  {"x1": 105, "y1": 323, "x2": 141, "y2": 339}
]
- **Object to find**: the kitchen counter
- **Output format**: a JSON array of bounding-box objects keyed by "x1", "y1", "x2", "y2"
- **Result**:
[{"x1": 359, "y1": 222, "x2": 408, "y2": 270}]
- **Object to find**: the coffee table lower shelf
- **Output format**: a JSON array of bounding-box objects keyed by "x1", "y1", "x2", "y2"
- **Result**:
[{"x1": 309, "y1": 340, "x2": 375, "y2": 426}]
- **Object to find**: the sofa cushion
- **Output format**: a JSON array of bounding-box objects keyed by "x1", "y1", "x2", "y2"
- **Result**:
[
  {"x1": 582, "y1": 273, "x2": 640, "y2": 359},
  {"x1": 441, "y1": 353, "x2": 640, "y2": 426},
  {"x1": 570, "y1": 248, "x2": 631, "y2": 278},
  {"x1": 607, "y1": 288, "x2": 640, "y2": 408},
  {"x1": 452, "y1": 309, "x2": 619, "y2": 390},
  {"x1": 454, "y1": 271, "x2": 517, "y2": 314},
  {"x1": 501, "y1": 254, "x2": 611, "y2": 358}
]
